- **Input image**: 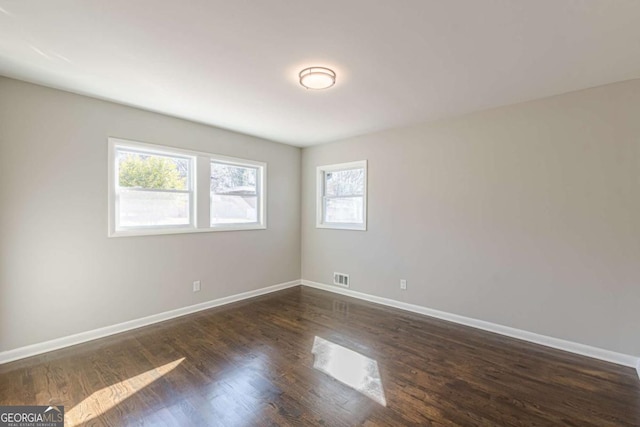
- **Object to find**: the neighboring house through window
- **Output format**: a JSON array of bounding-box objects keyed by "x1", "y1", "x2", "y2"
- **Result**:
[{"x1": 210, "y1": 161, "x2": 261, "y2": 226}]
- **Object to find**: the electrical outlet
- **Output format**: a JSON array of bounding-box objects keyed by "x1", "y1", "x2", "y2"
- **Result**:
[
  {"x1": 400, "y1": 279, "x2": 407, "y2": 290},
  {"x1": 193, "y1": 280, "x2": 201, "y2": 292},
  {"x1": 333, "y1": 272, "x2": 350, "y2": 288}
]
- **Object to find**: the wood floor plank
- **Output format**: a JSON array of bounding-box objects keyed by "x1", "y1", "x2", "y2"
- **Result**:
[{"x1": 1, "y1": 286, "x2": 638, "y2": 426}]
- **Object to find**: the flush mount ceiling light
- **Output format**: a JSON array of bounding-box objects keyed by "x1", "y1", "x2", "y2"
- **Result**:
[{"x1": 299, "y1": 66, "x2": 336, "y2": 90}]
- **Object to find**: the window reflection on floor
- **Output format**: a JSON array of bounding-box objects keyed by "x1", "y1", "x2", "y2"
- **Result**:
[{"x1": 311, "y1": 336, "x2": 386, "y2": 406}]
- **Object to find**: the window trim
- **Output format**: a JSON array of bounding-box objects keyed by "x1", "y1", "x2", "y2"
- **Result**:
[
  {"x1": 108, "y1": 138, "x2": 267, "y2": 237},
  {"x1": 316, "y1": 160, "x2": 367, "y2": 231}
]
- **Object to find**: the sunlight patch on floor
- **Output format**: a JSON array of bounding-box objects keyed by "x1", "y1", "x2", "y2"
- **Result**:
[
  {"x1": 66, "y1": 358, "x2": 185, "y2": 426},
  {"x1": 312, "y1": 336, "x2": 386, "y2": 406}
]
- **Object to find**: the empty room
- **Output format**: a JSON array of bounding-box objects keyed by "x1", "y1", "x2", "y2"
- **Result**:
[{"x1": 0, "y1": 1, "x2": 639, "y2": 426}]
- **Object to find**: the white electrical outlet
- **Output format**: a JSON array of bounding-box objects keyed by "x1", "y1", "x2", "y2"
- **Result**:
[
  {"x1": 400, "y1": 279, "x2": 407, "y2": 290},
  {"x1": 333, "y1": 272, "x2": 350, "y2": 288},
  {"x1": 193, "y1": 280, "x2": 201, "y2": 292}
]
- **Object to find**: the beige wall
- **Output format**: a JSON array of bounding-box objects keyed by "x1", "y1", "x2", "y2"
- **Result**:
[
  {"x1": 0, "y1": 77, "x2": 301, "y2": 352},
  {"x1": 302, "y1": 79, "x2": 640, "y2": 356}
]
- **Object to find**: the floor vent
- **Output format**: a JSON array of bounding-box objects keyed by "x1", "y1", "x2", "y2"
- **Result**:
[{"x1": 333, "y1": 272, "x2": 350, "y2": 288}]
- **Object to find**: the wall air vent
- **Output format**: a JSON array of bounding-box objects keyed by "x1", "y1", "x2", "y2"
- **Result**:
[{"x1": 333, "y1": 272, "x2": 350, "y2": 288}]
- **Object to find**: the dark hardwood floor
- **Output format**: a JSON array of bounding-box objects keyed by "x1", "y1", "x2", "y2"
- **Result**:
[{"x1": 1, "y1": 286, "x2": 638, "y2": 426}]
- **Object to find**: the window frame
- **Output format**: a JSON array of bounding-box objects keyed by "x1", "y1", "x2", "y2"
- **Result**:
[
  {"x1": 209, "y1": 157, "x2": 266, "y2": 231},
  {"x1": 108, "y1": 138, "x2": 267, "y2": 237},
  {"x1": 316, "y1": 160, "x2": 368, "y2": 231}
]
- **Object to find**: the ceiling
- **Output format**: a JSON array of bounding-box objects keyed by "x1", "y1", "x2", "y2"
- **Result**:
[{"x1": 1, "y1": 1, "x2": 640, "y2": 147}]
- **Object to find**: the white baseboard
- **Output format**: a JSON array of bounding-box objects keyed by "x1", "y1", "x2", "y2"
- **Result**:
[
  {"x1": 301, "y1": 280, "x2": 640, "y2": 369},
  {"x1": 4, "y1": 278, "x2": 638, "y2": 378},
  {"x1": 0, "y1": 280, "x2": 301, "y2": 365}
]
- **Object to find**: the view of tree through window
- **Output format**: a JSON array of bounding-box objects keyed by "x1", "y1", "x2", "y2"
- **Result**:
[
  {"x1": 325, "y1": 169, "x2": 364, "y2": 196},
  {"x1": 210, "y1": 163, "x2": 256, "y2": 194},
  {"x1": 116, "y1": 150, "x2": 191, "y2": 228},
  {"x1": 118, "y1": 151, "x2": 188, "y2": 190},
  {"x1": 318, "y1": 162, "x2": 367, "y2": 229},
  {"x1": 110, "y1": 139, "x2": 266, "y2": 235}
]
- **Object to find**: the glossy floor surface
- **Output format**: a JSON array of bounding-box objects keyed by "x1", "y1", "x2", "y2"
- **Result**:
[{"x1": 1, "y1": 286, "x2": 639, "y2": 426}]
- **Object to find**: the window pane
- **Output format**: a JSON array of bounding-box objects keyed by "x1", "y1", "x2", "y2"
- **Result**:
[
  {"x1": 211, "y1": 163, "x2": 257, "y2": 195},
  {"x1": 118, "y1": 150, "x2": 189, "y2": 191},
  {"x1": 211, "y1": 194, "x2": 258, "y2": 225},
  {"x1": 325, "y1": 196, "x2": 364, "y2": 223},
  {"x1": 119, "y1": 190, "x2": 190, "y2": 227},
  {"x1": 325, "y1": 168, "x2": 364, "y2": 196}
]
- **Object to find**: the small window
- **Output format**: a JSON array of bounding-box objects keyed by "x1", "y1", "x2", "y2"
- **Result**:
[
  {"x1": 211, "y1": 161, "x2": 263, "y2": 227},
  {"x1": 317, "y1": 160, "x2": 367, "y2": 230}
]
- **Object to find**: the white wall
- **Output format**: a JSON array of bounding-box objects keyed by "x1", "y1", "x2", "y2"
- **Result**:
[
  {"x1": 302, "y1": 79, "x2": 640, "y2": 356},
  {"x1": 0, "y1": 77, "x2": 301, "y2": 352}
]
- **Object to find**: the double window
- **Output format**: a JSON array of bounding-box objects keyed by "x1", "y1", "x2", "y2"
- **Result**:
[
  {"x1": 108, "y1": 138, "x2": 266, "y2": 237},
  {"x1": 316, "y1": 160, "x2": 367, "y2": 230}
]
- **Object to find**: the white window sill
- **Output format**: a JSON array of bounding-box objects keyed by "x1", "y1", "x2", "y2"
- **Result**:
[
  {"x1": 109, "y1": 224, "x2": 266, "y2": 238},
  {"x1": 316, "y1": 223, "x2": 367, "y2": 231}
]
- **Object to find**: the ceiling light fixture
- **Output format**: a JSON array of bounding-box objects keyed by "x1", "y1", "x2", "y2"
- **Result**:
[{"x1": 299, "y1": 67, "x2": 336, "y2": 90}]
